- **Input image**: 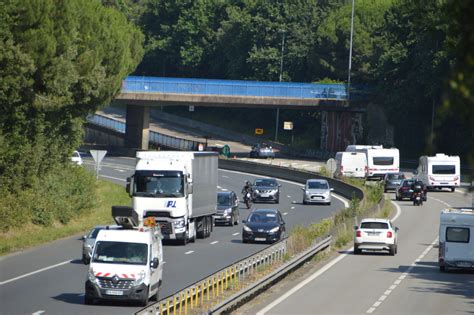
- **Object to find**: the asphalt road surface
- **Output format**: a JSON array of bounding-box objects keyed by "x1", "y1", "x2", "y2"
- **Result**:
[{"x1": 0, "y1": 156, "x2": 347, "y2": 315}]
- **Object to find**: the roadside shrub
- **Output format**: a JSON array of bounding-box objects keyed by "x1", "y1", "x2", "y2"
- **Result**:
[
  {"x1": 0, "y1": 189, "x2": 31, "y2": 232},
  {"x1": 366, "y1": 182, "x2": 384, "y2": 204}
]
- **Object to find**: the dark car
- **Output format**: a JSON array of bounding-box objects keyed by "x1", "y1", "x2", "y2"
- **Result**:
[
  {"x1": 213, "y1": 191, "x2": 240, "y2": 226},
  {"x1": 252, "y1": 178, "x2": 280, "y2": 203},
  {"x1": 249, "y1": 143, "x2": 275, "y2": 159},
  {"x1": 384, "y1": 173, "x2": 406, "y2": 192},
  {"x1": 242, "y1": 209, "x2": 286, "y2": 243},
  {"x1": 396, "y1": 179, "x2": 427, "y2": 201},
  {"x1": 81, "y1": 225, "x2": 119, "y2": 264}
]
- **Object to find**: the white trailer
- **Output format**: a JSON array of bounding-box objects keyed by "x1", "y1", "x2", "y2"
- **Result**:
[
  {"x1": 439, "y1": 208, "x2": 474, "y2": 272},
  {"x1": 127, "y1": 151, "x2": 218, "y2": 244},
  {"x1": 346, "y1": 145, "x2": 399, "y2": 179},
  {"x1": 416, "y1": 153, "x2": 460, "y2": 192}
]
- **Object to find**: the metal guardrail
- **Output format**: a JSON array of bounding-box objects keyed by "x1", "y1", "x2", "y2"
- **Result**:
[
  {"x1": 123, "y1": 76, "x2": 348, "y2": 100},
  {"x1": 136, "y1": 239, "x2": 288, "y2": 315}
]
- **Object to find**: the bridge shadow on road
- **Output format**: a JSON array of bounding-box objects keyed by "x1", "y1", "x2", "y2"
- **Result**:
[{"x1": 379, "y1": 262, "x2": 474, "y2": 313}]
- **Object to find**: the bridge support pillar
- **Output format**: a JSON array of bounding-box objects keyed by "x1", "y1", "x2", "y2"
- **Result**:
[
  {"x1": 321, "y1": 111, "x2": 361, "y2": 153},
  {"x1": 125, "y1": 105, "x2": 150, "y2": 150}
]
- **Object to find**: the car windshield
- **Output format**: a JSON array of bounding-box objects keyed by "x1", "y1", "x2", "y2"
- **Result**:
[
  {"x1": 388, "y1": 174, "x2": 404, "y2": 180},
  {"x1": 255, "y1": 179, "x2": 277, "y2": 187},
  {"x1": 93, "y1": 241, "x2": 148, "y2": 265},
  {"x1": 308, "y1": 181, "x2": 328, "y2": 189},
  {"x1": 360, "y1": 222, "x2": 389, "y2": 229},
  {"x1": 134, "y1": 170, "x2": 184, "y2": 197},
  {"x1": 88, "y1": 227, "x2": 104, "y2": 239},
  {"x1": 217, "y1": 194, "x2": 232, "y2": 206},
  {"x1": 248, "y1": 212, "x2": 278, "y2": 223}
]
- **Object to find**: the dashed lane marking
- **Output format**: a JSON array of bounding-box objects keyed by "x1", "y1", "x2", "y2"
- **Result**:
[
  {"x1": 232, "y1": 232, "x2": 239, "y2": 236},
  {"x1": 1, "y1": 260, "x2": 73, "y2": 285},
  {"x1": 184, "y1": 251, "x2": 194, "y2": 255},
  {"x1": 210, "y1": 241, "x2": 219, "y2": 245}
]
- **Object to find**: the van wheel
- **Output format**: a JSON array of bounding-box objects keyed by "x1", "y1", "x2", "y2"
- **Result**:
[
  {"x1": 151, "y1": 286, "x2": 161, "y2": 301},
  {"x1": 451, "y1": 187, "x2": 455, "y2": 192}
]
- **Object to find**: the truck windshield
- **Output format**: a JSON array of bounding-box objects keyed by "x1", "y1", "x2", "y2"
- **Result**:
[
  {"x1": 134, "y1": 171, "x2": 184, "y2": 197},
  {"x1": 93, "y1": 241, "x2": 148, "y2": 265}
]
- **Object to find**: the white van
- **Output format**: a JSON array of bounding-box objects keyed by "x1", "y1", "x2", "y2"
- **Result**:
[
  {"x1": 439, "y1": 208, "x2": 474, "y2": 272},
  {"x1": 346, "y1": 145, "x2": 400, "y2": 179},
  {"x1": 85, "y1": 207, "x2": 163, "y2": 306},
  {"x1": 416, "y1": 153, "x2": 460, "y2": 192},
  {"x1": 334, "y1": 152, "x2": 367, "y2": 178}
]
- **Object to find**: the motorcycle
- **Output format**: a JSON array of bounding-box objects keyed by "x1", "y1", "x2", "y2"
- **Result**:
[
  {"x1": 243, "y1": 191, "x2": 252, "y2": 209},
  {"x1": 412, "y1": 191, "x2": 423, "y2": 206}
]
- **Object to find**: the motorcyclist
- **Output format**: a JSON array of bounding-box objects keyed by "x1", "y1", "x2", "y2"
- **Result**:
[
  {"x1": 242, "y1": 180, "x2": 253, "y2": 196},
  {"x1": 411, "y1": 180, "x2": 424, "y2": 200}
]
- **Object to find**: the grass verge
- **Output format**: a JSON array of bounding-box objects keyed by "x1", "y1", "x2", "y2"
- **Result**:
[{"x1": 0, "y1": 180, "x2": 130, "y2": 256}]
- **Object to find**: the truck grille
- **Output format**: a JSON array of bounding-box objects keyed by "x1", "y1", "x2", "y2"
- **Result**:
[
  {"x1": 145, "y1": 211, "x2": 171, "y2": 218},
  {"x1": 158, "y1": 221, "x2": 172, "y2": 234},
  {"x1": 98, "y1": 278, "x2": 133, "y2": 289}
]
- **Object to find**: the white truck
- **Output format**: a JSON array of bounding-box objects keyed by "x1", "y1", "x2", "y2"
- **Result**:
[
  {"x1": 416, "y1": 153, "x2": 460, "y2": 192},
  {"x1": 346, "y1": 145, "x2": 399, "y2": 179},
  {"x1": 439, "y1": 208, "x2": 474, "y2": 272},
  {"x1": 126, "y1": 151, "x2": 218, "y2": 244},
  {"x1": 85, "y1": 206, "x2": 163, "y2": 306}
]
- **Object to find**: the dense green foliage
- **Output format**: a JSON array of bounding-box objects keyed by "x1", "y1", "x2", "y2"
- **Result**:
[{"x1": 0, "y1": 0, "x2": 143, "y2": 230}]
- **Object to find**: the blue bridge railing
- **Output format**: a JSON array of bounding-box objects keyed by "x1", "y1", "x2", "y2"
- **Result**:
[{"x1": 122, "y1": 76, "x2": 348, "y2": 100}]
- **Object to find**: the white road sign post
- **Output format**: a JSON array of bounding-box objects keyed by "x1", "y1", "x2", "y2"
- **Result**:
[{"x1": 90, "y1": 150, "x2": 107, "y2": 181}]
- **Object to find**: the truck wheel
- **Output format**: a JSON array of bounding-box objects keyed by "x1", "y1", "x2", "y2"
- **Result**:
[
  {"x1": 196, "y1": 218, "x2": 205, "y2": 239},
  {"x1": 206, "y1": 217, "x2": 212, "y2": 238}
]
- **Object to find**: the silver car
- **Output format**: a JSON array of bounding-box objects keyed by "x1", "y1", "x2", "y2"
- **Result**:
[
  {"x1": 81, "y1": 225, "x2": 118, "y2": 264},
  {"x1": 252, "y1": 178, "x2": 280, "y2": 203},
  {"x1": 302, "y1": 179, "x2": 333, "y2": 205}
]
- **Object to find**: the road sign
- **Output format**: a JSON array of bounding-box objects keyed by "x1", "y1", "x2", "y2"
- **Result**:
[
  {"x1": 326, "y1": 158, "x2": 336, "y2": 177},
  {"x1": 283, "y1": 121, "x2": 293, "y2": 130},
  {"x1": 189, "y1": 105, "x2": 195, "y2": 112},
  {"x1": 90, "y1": 150, "x2": 107, "y2": 181},
  {"x1": 255, "y1": 128, "x2": 264, "y2": 135}
]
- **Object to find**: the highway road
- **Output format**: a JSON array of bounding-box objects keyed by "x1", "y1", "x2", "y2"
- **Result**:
[
  {"x1": 0, "y1": 156, "x2": 347, "y2": 315},
  {"x1": 237, "y1": 189, "x2": 474, "y2": 314}
]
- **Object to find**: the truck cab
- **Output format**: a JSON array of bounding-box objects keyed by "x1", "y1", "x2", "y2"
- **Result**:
[{"x1": 84, "y1": 207, "x2": 163, "y2": 306}]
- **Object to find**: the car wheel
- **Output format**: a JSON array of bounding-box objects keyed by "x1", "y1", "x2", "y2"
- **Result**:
[
  {"x1": 354, "y1": 245, "x2": 361, "y2": 255},
  {"x1": 396, "y1": 194, "x2": 400, "y2": 201},
  {"x1": 275, "y1": 198, "x2": 279, "y2": 204},
  {"x1": 303, "y1": 200, "x2": 307, "y2": 205},
  {"x1": 234, "y1": 212, "x2": 239, "y2": 225},
  {"x1": 451, "y1": 187, "x2": 455, "y2": 192},
  {"x1": 242, "y1": 239, "x2": 248, "y2": 243},
  {"x1": 84, "y1": 295, "x2": 94, "y2": 305},
  {"x1": 389, "y1": 245, "x2": 396, "y2": 256},
  {"x1": 439, "y1": 265, "x2": 446, "y2": 272},
  {"x1": 326, "y1": 202, "x2": 331, "y2": 206}
]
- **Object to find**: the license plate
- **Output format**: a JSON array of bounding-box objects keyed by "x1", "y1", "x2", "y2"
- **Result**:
[
  {"x1": 255, "y1": 237, "x2": 266, "y2": 241},
  {"x1": 367, "y1": 232, "x2": 380, "y2": 236},
  {"x1": 441, "y1": 182, "x2": 448, "y2": 185},
  {"x1": 260, "y1": 194, "x2": 269, "y2": 197},
  {"x1": 106, "y1": 290, "x2": 124, "y2": 296}
]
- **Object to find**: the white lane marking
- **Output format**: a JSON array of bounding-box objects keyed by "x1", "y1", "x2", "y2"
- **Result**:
[
  {"x1": 220, "y1": 188, "x2": 228, "y2": 191},
  {"x1": 391, "y1": 200, "x2": 402, "y2": 222},
  {"x1": 217, "y1": 186, "x2": 222, "y2": 189},
  {"x1": 257, "y1": 198, "x2": 403, "y2": 315},
  {"x1": 430, "y1": 197, "x2": 451, "y2": 207},
  {"x1": 282, "y1": 212, "x2": 288, "y2": 216},
  {"x1": 32, "y1": 311, "x2": 45, "y2": 315},
  {"x1": 256, "y1": 250, "x2": 349, "y2": 315},
  {"x1": 287, "y1": 195, "x2": 291, "y2": 198},
  {"x1": 100, "y1": 175, "x2": 126, "y2": 182},
  {"x1": 291, "y1": 206, "x2": 295, "y2": 210},
  {"x1": 115, "y1": 169, "x2": 126, "y2": 172},
  {"x1": 1, "y1": 260, "x2": 72, "y2": 285},
  {"x1": 210, "y1": 241, "x2": 219, "y2": 245},
  {"x1": 365, "y1": 237, "x2": 438, "y2": 314},
  {"x1": 222, "y1": 175, "x2": 229, "y2": 178},
  {"x1": 331, "y1": 193, "x2": 349, "y2": 208},
  {"x1": 184, "y1": 251, "x2": 194, "y2": 255},
  {"x1": 232, "y1": 232, "x2": 240, "y2": 236}
]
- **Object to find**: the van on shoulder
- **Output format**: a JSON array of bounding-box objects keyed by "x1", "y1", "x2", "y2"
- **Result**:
[{"x1": 334, "y1": 152, "x2": 367, "y2": 178}]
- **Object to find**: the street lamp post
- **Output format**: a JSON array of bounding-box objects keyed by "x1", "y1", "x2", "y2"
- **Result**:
[
  {"x1": 347, "y1": 0, "x2": 355, "y2": 101},
  {"x1": 275, "y1": 30, "x2": 286, "y2": 142}
]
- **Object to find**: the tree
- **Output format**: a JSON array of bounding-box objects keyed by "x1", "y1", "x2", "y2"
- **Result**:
[{"x1": 0, "y1": 0, "x2": 144, "y2": 191}]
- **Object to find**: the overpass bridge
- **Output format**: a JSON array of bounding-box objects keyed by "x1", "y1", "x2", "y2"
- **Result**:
[{"x1": 114, "y1": 76, "x2": 364, "y2": 151}]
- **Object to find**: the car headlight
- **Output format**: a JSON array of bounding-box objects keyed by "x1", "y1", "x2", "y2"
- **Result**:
[
  {"x1": 324, "y1": 192, "x2": 330, "y2": 197},
  {"x1": 269, "y1": 226, "x2": 280, "y2": 233},
  {"x1": 133, "y1": 270, "x2": 146, "y2": 286},
  {"x1": 243, "y1": 225, "x2": 252, "y2": 232},
  {"x1": 223, "y1": 208, "x2": 232, "y2": 215},
  {"x1": 88, "y1": 269, "x2": 97, "y2": 283},
  {"x1": 254, "y1": 189, "x2": 260, "y2": 193},
  {"x1": 173, "y1": 218, "x2": 186, "y2": 228}
]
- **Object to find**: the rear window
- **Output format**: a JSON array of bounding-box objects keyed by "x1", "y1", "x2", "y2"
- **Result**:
[
  {"x1": 360, "y1": 222, "x2": 389, "y2": 229},
  {"x1": 388, "y1": 174, "x2": 404, "y2": 180},
  {"x1": 373, "y1": 157, "x2": 394, "y2": 166},
  {"x1": 432, "y1": 165, "x2": 456, "y2": 174},
  {"x1": 446, "y1": 227, "x2": 470, "y2": 243}
]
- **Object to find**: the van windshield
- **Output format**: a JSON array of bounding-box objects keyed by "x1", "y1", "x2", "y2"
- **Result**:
[
  {"x1": 432, "y1": 165, "x2": 456, "y2": 174},
  {"x1": 372, "y1": 157, "x2": 394, "y2": 166},
  {"x1": 93, "y1": 241, "x2": 148, "y2": 265}
]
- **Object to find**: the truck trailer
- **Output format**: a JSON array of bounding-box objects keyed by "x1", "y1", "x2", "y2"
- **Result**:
[{"x1": 126, "y1": 151, "x2": 218, "y2": 244}]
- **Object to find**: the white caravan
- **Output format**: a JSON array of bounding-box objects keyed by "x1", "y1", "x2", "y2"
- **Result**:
[
  {"x1": 439, "y1": 208, "x2": 474, "y2": 272},
  {"x1": 334, "y1": 152, "x2": 367, "y2": 178},
  {"x1": 416, "y1": 153, "x2": 460, "y2": 192},
  {"x1": 346, "y1": 145, "x2": 400, "y2": 179}
]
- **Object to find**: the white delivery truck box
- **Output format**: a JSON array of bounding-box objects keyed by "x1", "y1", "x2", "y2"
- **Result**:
[
  {"x1": 439, "y1": 208, "x2": 474, "y2": 272},
  {"x1": 416, "y1": 153, "x2": 460, "y2": 192},
  {"x1": 334, "y1": 152, "x2": 367, "y2": 178}
]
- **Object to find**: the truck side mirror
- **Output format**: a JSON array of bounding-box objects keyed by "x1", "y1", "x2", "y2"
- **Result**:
[
  {"x1": 151, "y1": 257, "x2": 159, "y2": 269},
  {"x1": 126, "y1": 176, "x2": 134, "y2": 196},
  {"x1": 187, "y1": 183, "x2": 193, "y2": 194}
]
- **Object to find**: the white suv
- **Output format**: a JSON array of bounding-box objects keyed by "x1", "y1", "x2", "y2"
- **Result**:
[{"x1": 354, "y1": 218, "x2": 398, "y2": 255}]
